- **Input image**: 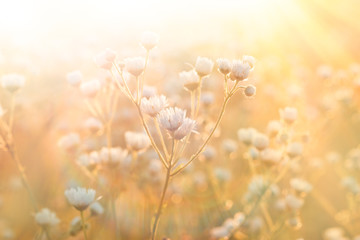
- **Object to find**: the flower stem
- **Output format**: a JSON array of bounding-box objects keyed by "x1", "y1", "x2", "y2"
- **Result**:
[{"x1": 80, "y1": 210, "x2": 88, "y2": 240}]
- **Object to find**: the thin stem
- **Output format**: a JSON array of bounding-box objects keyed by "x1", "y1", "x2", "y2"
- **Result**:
[
  {"x1": 151, "y1": 139, "x2": 175, "y2": 240},
  {"x1": 153, "y1": 118, "x2": 169, "y2": 158},
  {"x1": 80, "y1": 211, "x2": 88, "y2": 240},
  {"x1": 111, "y1": 196, "x2": 120, "y2": 240},
  {"x1": 136, "y1": 76, "x2": 141, "y2": 104},
  {"x1": 8, "y1": 94, "x2": 15, "y2": 130},
  {"x1": 190, "y1": 90, "x2": 196, "y2": 118},
  {"x1": 194, "y1": 77, "x2": 203, "y2": 118},
  {"x1": 43, "y1": 227, "x2": 51, "y2": 240}
]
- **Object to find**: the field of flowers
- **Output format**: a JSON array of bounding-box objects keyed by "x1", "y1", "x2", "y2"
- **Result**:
[{"x1": 1, "y1": 0, "x2": 360, "y2": 239}]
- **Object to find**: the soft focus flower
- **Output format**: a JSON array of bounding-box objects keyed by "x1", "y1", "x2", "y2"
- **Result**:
[
  {"x1": 290, "y1": 178, "x2": 312, "y2": 193},
  {"x1": 242, "y1": 55, "x2": 256, "y2": 70},
  {"x1": 140, "y1": 31, "x2": 159, "y2": 50},
  {"x1": 244, "y1": 84, "x2": 256, "y2": 97},
  {"x1": 323, "y1": 227, "x2": 345, "y2": 240},
  {"x1": 142, "y1": 85, "x2": 157, "y2": 98},
  {"x1": 238, "y1": 128, "x2": 257, "y2": 145},
  {"x1": 84, "y1": 117, "x2": 103, "y2": 134},
  {"x1": 100, "y1": 147, "x2": 128, "y2": 166},
  {"x1": 80, "y1": 80, "x2": 101, "y2": 98},
  {"x1": 260, "y1": 148, "x2": 282, "y2": 164},
  {"x1": 66, "y1": 70, "x2": 83, "y2": 87},
  {"x1": 140, "y1": 95, "x2": 168, "y2": 117},
  {"x1": 201, "y1": 92, "x2": 215, "y2": 106},
  {"x1": 1, "y1": 73, "x2": 26, "y2": 93},
  {"x1": 77, "y1": 152, "x2": 101, "y2": 170},
  {"x1": 90, "y1": 202, "x2": 104, "y2": 216},
  {"x1": 253, "y1": 133, "x2": 269, "y2": 151},
  {"x1": 125, "y1": 131, "x2": 151, "y2": 151},
  {"x1": 0, "y1": 104, "x2": 6, "y2": 118},
  {"x1": 64, "y1": 187, "x2": 96, "y2": 211},
  {"x1": 180, "y1": 70, "x2": 200, "y2": 91},
  {"x1": 35, "y1": 208, "x2": 60, "y2": 227},
  {"x1": 280, "y1": 107, "x2": 298, "y2": 124},
  {"x1": 58, "y1": 133, "x2": 80, "y2": 152},
  {"x1": 217, "y1": 58, "x2": 232, "y2": 75},
  {"x1": 267, "y1": 120, "x2": 282, "y2": 138},
  {"x1": 230, "y1": 60, "x2": 251, "y2": 81},
  {"x1": 125, "y1": 57, "x2": 145, "y2": 77},
  {"x1": 287, "y1": 142, "x2": 303, "y2": 158},
  {"x1": 94, "y1": 48, "x2": 116, "y2": 69},
  {"x1": 222, "y1": 139, "x2": 238, "y2": 154},
  {"x1": 210, "y1": 226, "x2": 229, "y2": 239},
  {"x1": 285, "y1": 194, "x2": 304, "y2": 210},
  {"x1": 195, "y1": 57, "x2": 214, "y2": 77},
  {"x1": 173, "y1": 118, "x2": 196, "y2": 140}
]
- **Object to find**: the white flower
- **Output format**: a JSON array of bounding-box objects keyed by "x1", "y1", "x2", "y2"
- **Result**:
[
  {"x1": 237, "y1": 128, "x2": 257, "y2": 145},
  {"x1": 323, "y1": 227, "x2": 345, "y2": 240},
  {"x1": 64, "y1": 187, "x2": 96, "y2": 211},
  {"x1": 290, "y1": 178, "x2": 312, "y2": 193},
  {"x1": 142, "y1": 85, "x2": 157, "y2": 98},
  {"x1": 217, "y1": 58, "x2": 232, "y2": 75},
  {"x1": 66, "y1": 70, "x2": 83, "y2": 87},
  {"x1": 230, "y1": 60, "x2": 251, "y2": 81},
  {"x1": 1, "y1": 73, "x2": 26, "y2": 93},
  {"x1": 214, "y1": 168, "x2": 231, "y2": 182},
  {"x1": 201, "y1": 92, "x2": 215, "y2": 105},
  {"x1": 58, "y1": 133, "x2": 80, "y2": 152},
  {"x1": 125, "y1": 57, "x2": 145, "y2": 77},
  {"x1": 77, "y1": 151, "x2": 101, "y2": 170},
  {"x1": 100, "y1": 147, "x2": 128, "y2": 166},
  {"x1": 285, "y1": 194, "x2": 303, "y2": 210},
  {"x1": 242, "y1": 55, "x2": 256, "y2": 70},
  {"x1": 222, "y1": 139, "x2": 238, "y2": 153},
  {"x1": 287, "y1": 142, "x2": 303, "y2": 158},
  {"x1": 69, "y1": 216, "x2": 82, "y2": 236},
  {"x1": 180, "y1": 70, "x2": 200, "y2": 91},
  {"x1": 84, "y1": 117, "x2": 103, "y2": 134},
  {"x1": 125, "y1": 131, "x2": 151, "y2": 151},
  {"x1": 202, "y1": 146, "x2": 216, "y2": 161},
  {"x1": 174, "y1": 118, "x2": 196, "y2": 140},
  {"x1": 260, "y1": 148, "x2": 282, "y2": 164},
  {"x1": 157, "y1": 107, "x2": 186, "y2": 132},
  {"x1": 195, "y1": 57, "x2": 214, "y2": 77},
  {"x1": 280, "y1": 107, "x2": 298, "y2": 124},
  {"x1": 140, "y1": 95, "x2": 168, "y2": 117},
  {"x1": 267, "y1": 120, "x2": 282, "y2": 137},
  {"x1": 90, "y1": 202, "x2": 104, "y2": 216},
  {"x1": 253, "y1": 133, "x2": 269, "y2": 151},
  {"x1": 210, "y1": 226, "x2": 229, "y2": 239},
  {"x1": 94, "y1": 48, "x2": 116, "y2": 69},
  {"x1": 244, "y1": 84, "x2": 256, "y2": 97},
  {"x1": 247, "y1": 176, "x2": 268, "y2": 198},
  {"x1": 80, "y1": 80, "x2": 101, "y2": 98},
  {"x1": 35, "y1": 208, "x2": 60, "y2": 227},
  {"x1": 140, "y1": 31, "x2": 159, "y2": 50}
]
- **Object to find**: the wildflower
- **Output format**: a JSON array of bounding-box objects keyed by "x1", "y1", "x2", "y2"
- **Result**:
[
  {"x1": 1, "y1": 73, "x2": 26, "y2": 93},
  {"x1": 180, "y1": 70, "x2": 200, "y2": 91},
  {"x1": 125, "y1": 131, "x2": 151, "y2": 151},
  {"x1": 100, "y1": 147, "x2": 128, "y2": 166},
  {"x1": 58, "y1": 133, "x2": 80, "y2": 152},
  {"x1": 290, "y1": 178, "x2": 312, "y2": 193},
  {"x1": 286, "y1": 142, "x2": 303, "y2": 158},
  {"x1": 90, "y1": 202, "x2": 104, "y2": 216},
  {"x1": 140, "y1": 95, "x2": 168, "y2": 117},
  {"x1": 142, "y1": 85, "x2": 157, "y2": 98},
  {"x1": 35, "y1": 208, "x2": 60, "y2": 227},
  {"x1": 323, "y1": 228, "x2": 345, "y2": 240},
  {"x1": 77, "y1": 152, "x2": 101, "y2": 171},
  {"x1": 125, "y1": 57, "x2": 145, "y2": 77},
  {"x1": 69, "y1": 216, "x2": 82, "y2": 236},
  {"x1": 285, "y1": 194, "x2": 303, "y2": 210},
  {"x1": 260, "y1": 148, "x2": 282, "y2": 164},
  {"x1": 214, "y1": 168, "x2": 231, "y2": 182},
  {"x1": 217, "y1": 58, "x2": 232, "y2": 75},
  {"x1": 222, "y1": 139, "x2": 238, "y2": 154},
  {"x1": 195, "y1": 57, "x2": 214, "y2": 77},
  {"x1": 66, "y1": 70, "x2": 83, "y2": 87},
  {"x1": 230, "y1": 60, "x2": 251, "y2": 81},
  {"x1": 173, "y1": 118, "x2": 196, "y2": 140},
  {"x1": 84, "y1": 117, "x2": 103, "y2": 134},
  {"x1": 247, "y1": 176, "x2": 268, "y2": 199},
  {"x1": 237, "y1": 128, "x2": 257, "y2": 145},
  {"x1": 80, "y1": 80, "x2": 101, "y2": 98},
  {"x1": 242, "y1": 55, "x2": 256, "y2": 70},
  {"x1": 140, "y1": 31, "x2": 159, "y2": 50},
  {"x1": 210, "y1": 226, "x2": 229, "y2": 239},
  {"x1": 64, "y1": 187, "x2": 96, "y2": 211},
  {"x1": 157, "y1": 107, "x2": 186, "y2": 132},
  {"x1": 280, "y1": 107, "x2": 298, "y2": 124},
  {"x1": 342, "y1": 176, "x2": 360, "y2": 194},
  {"x1": 201, "y1": 92, "x2": 215, "y2": 106},
  {"x1": 244, "y1": 84, "x2": 256, "y2": 97},
  {"x1": 94, "y1": 48, "x2": 116, "y2": 69},
  {"x1": 202, "y1": 146, "x2": 216, "y2": 161},
  {"x1": 253, "y1": 133, "x2": 269, "y2": 151},
  {"x1": 267, "y1": 120, "x2": 282, "y2": 138}
]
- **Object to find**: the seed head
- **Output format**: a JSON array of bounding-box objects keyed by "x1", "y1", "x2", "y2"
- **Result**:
[{"x1": 64, "y1": 187, "x2": 96, "y2": 211}]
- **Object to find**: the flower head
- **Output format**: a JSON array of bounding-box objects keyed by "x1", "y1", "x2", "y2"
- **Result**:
[
  {"x1": 195, "y1": 57, "x2": 214, "y2": 77},
  {"x1": 80, "y1": 80, "x2": 101, "y2": 98},
  {"x1": 180, "y1": 70, "x2": 200, "y2": 91},
  {"x1": 58, "y1": 133, "x2": 80, "y2": 152},
  {"x1": 140, "y1": 31, "x2": 159, "y2": 50},
  {"x1": 230, "y1": 60, "x2": 251, "y2": 81},
  {"x1": 1, "y1": 73, "x2": 26, "y2": 93},
  {"x1": 244, "y1": 84, "x2": 256, "y2": 97},
  {"x1": 125, "y1": 57, "x2": 145, "y2": 77},
  {"x1": 66, "y1": 70, "x2": 83, "y2": 87},
  {"x1": 253, "y1": 133, "x2": 269, "y2": 151},
  {"x1": 157, "y1": 107, "x2": 186, "y2": 132},
  {"x1": 280, "y1": 107, "x2": 298, "y2": 124},
  {"x1": 35, "y1": 208, "x2": 60, "y2": 227},
  {"x1": 84, "y1": 117, "x2": 103, "y2": 134},
  {"x1": 242, "y1": 55, "x2": 256, "y2": 70},
  {"x1": 140, "y1": 95, "x2": 168, "y2": 117},
  {"x1": 173, "y1": 118, "x2": 196, "y2": 140},
  {"x1": 64, "y1": 187, "x2": 96, "y2": 211},
  {"x1": 94, "y1": 48, "x2": 116, "y2": 69},
  {"x1": 237, "y1": 128, "x2": 257, "y2": 145},
  {"x1": 100, "y1": 147, "x2": 128, "y2": 166},
  {"x1": 90, "y1": 202, "x2": 104, "y2": 216},
  {"x1": 125, "y1": 131, "x2": 151, "y2": 151},
  {"x1": 217, "y1": 58, "x2": 232, "y2": 75}
]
